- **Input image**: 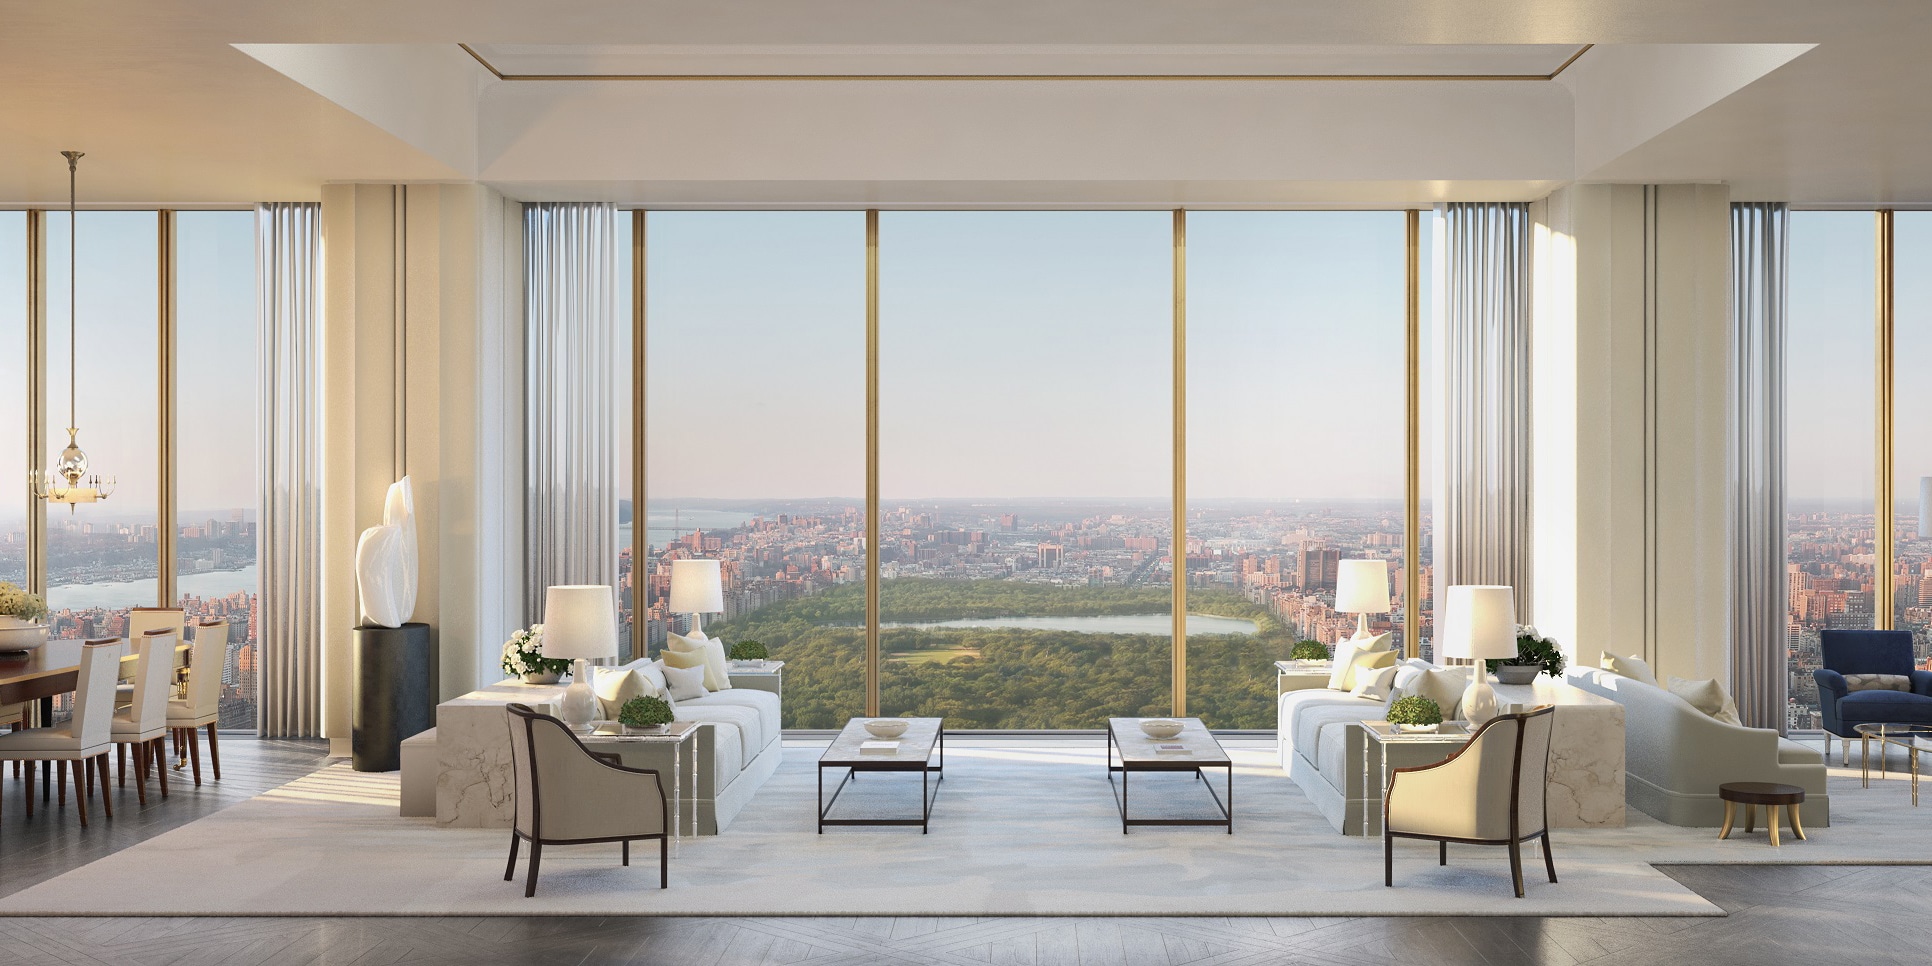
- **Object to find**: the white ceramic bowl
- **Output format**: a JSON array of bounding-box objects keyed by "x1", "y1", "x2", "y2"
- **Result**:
[
  {"x1": 863, "y1": 718, "x2": 909, "y2": 739},
  {"x1": 0, "y1": 624, "x2": 48, "y2": 652},
  {"x1": 1139, "y1": 719, "x2": 1185, "y2": 740}
]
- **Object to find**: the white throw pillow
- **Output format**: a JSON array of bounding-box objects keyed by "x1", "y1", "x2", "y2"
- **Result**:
[
  {"x1": 1327, "y1": 632, "x2": 1393, "y2": 690},
  {"x1": 1601, "y1": 652, "x2": 1658, "y2": 687},
  {"x1": 1385, "y1": 658, "x2": 1436, "y2": 709},
  {"x1": 636, "y1": 660, "x2": 669, "y2": 698},
  {"x1": 1667, "y1": 676, "x2": 1742, "y2": 725},
  {"x1": 667, "y1": 631, "x2": 734, "y2": 691},
  {"x1": 1410, "y1": 665, "x2": 1471, "y2": 721},
  {"x1": 591, "y1": 666, "x2": 649, "y2": 720},
  {"x1": 661, "y1": 661, "x2": 709, "y2": 702},
  {"x1": 1350, "y1": 662, "x2": 1400, "y2": 700}
]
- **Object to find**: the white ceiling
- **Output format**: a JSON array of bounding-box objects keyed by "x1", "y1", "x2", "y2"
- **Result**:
[{"x1": 0, "y1": 1, "x2": 1928, "y2": 206}]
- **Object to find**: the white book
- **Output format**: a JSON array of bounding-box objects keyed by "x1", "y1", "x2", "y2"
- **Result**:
[
  {"x1": 859, "y1": 741, "x2": 901, "y2": 755},
  {"x1": 1154, "y1": 743, "x2": 1191, "y2": 756}
]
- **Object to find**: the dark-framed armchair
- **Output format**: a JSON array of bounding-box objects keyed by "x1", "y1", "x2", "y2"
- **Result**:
[
  {"x1": 1815, "y1": 630, "x2": 1932, "y2": 763},
  {"x1": 504, "y1": 703, "x2": 669, "y2": 897}
]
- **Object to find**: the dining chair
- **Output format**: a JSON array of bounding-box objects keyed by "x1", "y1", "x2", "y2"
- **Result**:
[
  {"x1": 1384, "y1": 705, "x2": 1558, "y2": 898},
  {"x1": 0, "y1": 638, "x2": 120, "y2": 825},
  {"x1": 168, "y1": 619, "x2": 227, "y2": 784},
  {"x1": 118, "y1": 607, "x2": 185, "y2": 708},
  {"x1": 111, "y1": 630, "x2": 175, "y2": 806},
  {"x1": 2, "y1": 702, "x2": 22, "y2": 779},
  {"x1": 504, "y1": 702, "x2": 668, "y2": 897}
]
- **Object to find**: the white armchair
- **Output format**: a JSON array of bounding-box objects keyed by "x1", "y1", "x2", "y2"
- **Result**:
[
  {"x1": 1384, "y1": 705, "x2": 1557, "y2": 898},
  {"x1": 504, "y1": 703, "x2": 669, "y2": 897}
]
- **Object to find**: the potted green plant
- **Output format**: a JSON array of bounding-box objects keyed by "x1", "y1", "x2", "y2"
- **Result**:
[
  {"x1": 728, "y1": 639, "x2": 769, "y2": 664},
  {"x1": 1288, "y1": 639, "x2": 1330, "y2": 663},
  {"x1": 1488, "y1": 624, "x2": 1566, "y2": 685},
  {"x1": 0, "y1": 581, "x2": 50, "y2": 651},
  {"x1": 500, "y1": 626, "x2": 569, "y2": 684},
  {"x1": 618, "y1": 695, "x2": 675, "y2": 734},
  {"x1": 1386, "y1": 695, "x2": 1444, "y2": 733}
]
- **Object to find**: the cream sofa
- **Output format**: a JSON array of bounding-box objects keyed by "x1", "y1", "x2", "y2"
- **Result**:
[
  {"x1": 1567, "y1": 666, "x2": 1830, "y2": 827},
  {"x1": 410, "y1": 661, "x2": 782, "y2": 834}
]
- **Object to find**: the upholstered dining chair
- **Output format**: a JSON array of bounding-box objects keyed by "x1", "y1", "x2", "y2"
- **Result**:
[
  {"x1": 504, "y1": 702, "x2": 668, "y2": 897},
  {"x1": 0, "y1": 638, "x2": 120, "y2": 825},
  {"x1": 167, "y1": 619, "x2": 227, "y2": 785},
  {"x1": 1384, "y1": 705, "x2": 1558, "y2": 898},
  {"x1": 111, "y1": 629, "x2": 175, "y2": 806},
  {"x1": 119, "y1": 607, "x2": 185, "y2": 705}
]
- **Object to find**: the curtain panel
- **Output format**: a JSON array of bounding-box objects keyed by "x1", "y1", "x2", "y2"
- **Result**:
[
  {"x1": 1439, "y1": 202, "x2": 1535, "y2": 622},
  {"x1": 523, "y1": 203, "x2": 619, "y2": 622},
  {"x1": 1729, "y1": 202, "x2": 1789, "y2": 732},
  {"x1": 256, "y1": 202, "x2": 323, "y2": 737}
]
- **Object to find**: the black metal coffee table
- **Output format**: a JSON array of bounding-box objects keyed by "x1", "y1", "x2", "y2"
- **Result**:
[
  {"x1": 1106, "y1": 717, "x2": 1232, "y2": 834},
  {"x1": 818, "y1": 717, "x2": 945, "y2": 833}
]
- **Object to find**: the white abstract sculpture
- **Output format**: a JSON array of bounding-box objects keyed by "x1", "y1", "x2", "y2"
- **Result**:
[{"x1": 355, "y1": 477, "x2": 419, "y2": 628}]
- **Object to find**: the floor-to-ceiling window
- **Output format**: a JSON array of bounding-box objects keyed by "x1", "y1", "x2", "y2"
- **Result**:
[
  {"x1": 1785, "y1": 211, "x2": 1878, "y2": 732},
  {"x1": 875, "y1": 212, "x2": 1173, "y2": 728},
  {"x1": 614, "y1": 222, "x2": 636, "y2": 661},
  {"x1": 1183, "y1": 212, "x2": 1408, "y2": 727},
  {"x1": 0, "y1": 213, "x2": 25, "y2": 587},
  {"x1": 43, "y1": 211, "x2": 160, "y2": 644},
  {"x1": 173, "y1": 210, "x2": 259, "y2": 729},
  {"x1": 644, "y1": 212, "x2": 868, "y2": 729},
  {"x1": 1896, "y1": 212, "x2": 1932, "y2": 669}
]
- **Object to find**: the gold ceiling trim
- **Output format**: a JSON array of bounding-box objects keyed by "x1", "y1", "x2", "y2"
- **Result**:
[{"x1": 460, "y1": 43, "x2": 1593, "y2": 82}]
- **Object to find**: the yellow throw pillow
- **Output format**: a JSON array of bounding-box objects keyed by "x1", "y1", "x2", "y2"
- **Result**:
[
  {"x1": 1328, "y1": 632, "x2": 1394, "y2": 690},
  {"x1": 1600, "y1": 652, "x2": 1658, "y2": 688},
  {"x1": 662, "y1": 646, "x2": 709, "y2": 686},
  {"x1": 591, "y1": 666, "x2": 648, "y2": 720},
  {"x1": 668, "y1": 631, "x2": 733, "y2": 691}
]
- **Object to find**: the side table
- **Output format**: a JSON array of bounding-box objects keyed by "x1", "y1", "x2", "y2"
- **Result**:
[
  {"x1": 728, "y1": 660, "x2": 784, "y2": 701},
  {"x1": 581, "y1": 720, "x2": 701, "y2": 853},
  {"x1": 1359, "y1": 720, "x2": 1474, "y2": 837},
  {"x1": 1718, "y1": 782, "x2": 1807, "y2": 846},
  {"x1": 1275, "y1": 660, "x2": 1334, "y2": 695}
]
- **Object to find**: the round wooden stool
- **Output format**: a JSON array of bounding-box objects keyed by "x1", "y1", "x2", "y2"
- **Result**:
[{"x1": 1718, "y1": 782, "x2": 1807, "y2": 846}]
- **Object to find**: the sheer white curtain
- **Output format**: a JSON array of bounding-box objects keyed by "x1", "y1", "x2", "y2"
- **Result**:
[
  {"x1": 1730, "y1": 202, "x2": 1788, "y2": 731},
  {"x1": 1439, "y1": 202, "x2": 1534, "y2": 620},
  {"x1": 257, "y1": 202, "x2": 322, "y2": 737},
  {"x1": 523, "y1": 203, "x2": 619, "y2": 620}
]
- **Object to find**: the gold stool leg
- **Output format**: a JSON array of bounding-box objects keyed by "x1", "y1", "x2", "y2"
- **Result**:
[
  {"x1": 1718, "y1": 800, "x2": 1736, "y2": 840},
  {"x1": 1768, "y1": 805, "x2": 1781, "y2": 847},
  {"x1": 1745, "y1": 804, "x2": 1756, "y2": 834},
  {"x1": 1789, "y1": 802, "x2": 1806, "y2": 841}
]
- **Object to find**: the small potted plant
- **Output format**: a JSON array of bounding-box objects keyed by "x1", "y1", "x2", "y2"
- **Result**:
[
  {"x1": 618, "y1": 695, "x2": 675, "y2": 734},
  {"x1": 1288, "y1": 639, "x2": 1330, "y2": 664},
  {"x1": 1489, "y1": 624, "x2": 1566, "y2": 685},
  {"x1": 501, "y1": 626, "x2": 569, "y2": 684},
  {"x1": 0, "y1": 581, "x2": 49, "y2": 651},
  {"x1": 728, "y1": 640, "x2": 770, "y2": 666},
  {"x1": 1386, "y1": 695, "x2": 1444, "y2": 733}
]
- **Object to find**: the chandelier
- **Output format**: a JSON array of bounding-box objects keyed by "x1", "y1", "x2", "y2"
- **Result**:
[{"x1": 32, "y1": 150, "x2": 115, "y2": 511}]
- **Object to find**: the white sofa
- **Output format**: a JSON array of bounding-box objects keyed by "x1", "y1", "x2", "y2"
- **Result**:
[
  {"x1": 1567, "y1": 666, "x2": 1830, "y2": 827},
  {"x1": 414, "y1": 661, "x2": 782, "y2": 834},
  {"x1": 1279, "y1": 669, "x2": 1626, "y2": 835}
]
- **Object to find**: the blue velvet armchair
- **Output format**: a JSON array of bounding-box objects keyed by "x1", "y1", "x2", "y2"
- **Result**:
[{"x1": 1815, "y1": 630, "x2": 1932, "y2": 758}]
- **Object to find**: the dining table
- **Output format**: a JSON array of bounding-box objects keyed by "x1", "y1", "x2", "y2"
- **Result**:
[{"x1": 0, "y1": 636, "x2": 192, "y2": 803}]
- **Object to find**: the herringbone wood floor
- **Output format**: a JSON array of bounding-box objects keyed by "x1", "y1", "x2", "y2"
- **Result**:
[{"x1": 3, "y1": 740, "x2": 1929, "y2": 966}]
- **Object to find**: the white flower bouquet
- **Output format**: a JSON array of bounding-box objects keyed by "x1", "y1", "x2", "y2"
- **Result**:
[
  {"x1": 501, "y1": 625, "x2": 569, "y2": 681},
  {"x1": 0, "y1": 581, "x2": 47, "y2": 623}
]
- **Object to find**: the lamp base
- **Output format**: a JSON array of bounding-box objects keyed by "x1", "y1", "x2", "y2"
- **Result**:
[
  {"x1": 1461, "y1": 674, "x2": 1498, "y2": 728},
  {"x1": 1351, "y1": 613, "x2": 1376, "y2": 640},
  {"x1": 560, "y1": 658, "x2": 601, "y2": 731}
]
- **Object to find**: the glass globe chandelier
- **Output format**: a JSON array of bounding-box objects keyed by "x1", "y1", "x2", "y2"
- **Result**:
[{"x1": 32, "y1": 150, "x2": 115, "y2": 511}]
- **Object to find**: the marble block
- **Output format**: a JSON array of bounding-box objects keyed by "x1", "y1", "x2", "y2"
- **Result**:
[
  {"x1": 435, "y1": 680, "x2": 568, "y2": 828},
  {"x1": 1492, "y1": 678, "x2": 1627, "y2": 828}
]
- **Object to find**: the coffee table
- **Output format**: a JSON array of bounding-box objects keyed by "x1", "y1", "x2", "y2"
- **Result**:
[
  {"x1": 819, "y1": 717, "x2": 945, "y2": 834},
  {"x1": 1854, "y1": 722, "x2": 1932, "y2": 806},
  {"x1": 1106, "y1": 718, "x2": 1232, "y2": 834}
]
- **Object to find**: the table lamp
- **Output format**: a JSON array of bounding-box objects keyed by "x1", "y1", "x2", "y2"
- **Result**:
[
  {"x1": 540, "y1": 585, "x2": 618, "y2": 730},
  {"x1": 668, "y1": 559, "x2": 724, "y2": 637},
  {"x1": 1333, "y1": 559, "x2": 1392, "y2": 640},
  {"x1": 1439, "y1": 584, "x2": 1517, "y2": 726}
]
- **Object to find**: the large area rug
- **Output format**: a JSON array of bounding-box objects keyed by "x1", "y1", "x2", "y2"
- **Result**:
[{"x1": 4, "y1": 739, "x2": 1927, "y2": 917}]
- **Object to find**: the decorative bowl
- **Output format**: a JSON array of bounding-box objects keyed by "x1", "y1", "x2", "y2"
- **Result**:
[
  {"x1": 1395, "y1": 723, "x2": 1440, "y2": 734},
  {"x1": 624, "y1": 723, "x2": 669, "y2": 735},
  {"x1": 1139, "y1": 719, "x2": 1185, "y2": 740},
  {"x1": 863, "y1": 718, "x2": 910, "y2": 739},
  {"x1": 0, "y1": 623, "x2": 48, "y2": 652},
  {"x1": 1495, "y1": 665, "x2": 1543, "y2": 685}
]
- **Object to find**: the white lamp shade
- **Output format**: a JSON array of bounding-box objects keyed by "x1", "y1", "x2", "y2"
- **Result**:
[
  {"x1": 1333, "y1": 559, "x2": 1392, "y2": 614},
  {"x1": 539, "y1": 585, "x2": 619, "y2": 660},
  {"x1": 1440, "y1": 585, "x2": 1518, "y2": 660},
  {"x1": 668, "y1": 559, "x2": 725, "y2": 613}
]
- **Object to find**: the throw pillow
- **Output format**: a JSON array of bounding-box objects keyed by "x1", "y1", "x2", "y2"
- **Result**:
[
  {"x1": 1845, "y1": 673, "x2": 1912, "y2": 692},
  {"x1": 1667, "y1": 676, "x2": 1742, "y2": 725},
  {"x1": 591, "y1": 666, "x2": 649, "y2": 720},
  {"x1": 1601, "y1": 652, "x2": 1659, "y2": 687},
  {"x1": 1411, "y1": 665, "x2": 1471, "y2": 721},
  {"x1": 636, "y1": 660, "x2": 668, "y2": 699},
  {"x1": 667, "y1": 631, "x2": 734, "y2": 691},
  {"x1": 1327, "y1": 632, "x2": 1394, "y2": 690},
  {"x1": 1350, "y1": 662, "x2": 1400, "y2": 701},
  {"x1": 661, "y1": 661, "x2": 709, "y2": 702}
]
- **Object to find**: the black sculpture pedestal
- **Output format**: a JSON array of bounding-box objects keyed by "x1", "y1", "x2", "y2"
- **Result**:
[{"x1": 353, "y1": 622, "x2": 436, "y2": 772}]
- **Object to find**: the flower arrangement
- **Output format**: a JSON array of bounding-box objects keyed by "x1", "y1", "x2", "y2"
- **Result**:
[
  {"x1": 1386, "y1": 695, "x2": 1444, "y2": 729},
  {"x1": 0, "y1": 582, "x2": 47, "y2": 623},
  {"x1": 501, "y1": 626, "x2": 569, "y2": 681},
  {"x1": 618, "y1": 695, "x2": 675, "y2": 730},
  {"x1": 728, "y1": 639, "x2": 769, "y2": 662},
  {"x1": 1288, "y1": 639, "x2": 1330, "y2": 662},
  {"x1": 1487, "y1": 624, "x2": 1567, "y2": 678}
]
